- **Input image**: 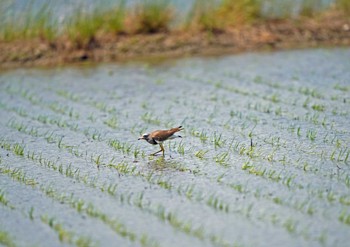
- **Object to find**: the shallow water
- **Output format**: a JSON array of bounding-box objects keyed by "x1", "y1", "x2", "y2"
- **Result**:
[{"x1": 0, "y1": 48, "x2": 350, "y2": 247}]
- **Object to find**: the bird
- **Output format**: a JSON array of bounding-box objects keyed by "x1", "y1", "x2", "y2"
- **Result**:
[{"x1": 138, "y1": 126, "x2": 183, "y2": 156}]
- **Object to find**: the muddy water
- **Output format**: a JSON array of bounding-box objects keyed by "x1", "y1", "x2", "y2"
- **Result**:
[{"x1": 0, "y1": 48, "x2": 350, "y2": 247}]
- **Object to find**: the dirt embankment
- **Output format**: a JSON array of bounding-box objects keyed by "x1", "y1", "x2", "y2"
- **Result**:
[{"x1": 0, "y1": 11, "x2": 349, "y2": 70}]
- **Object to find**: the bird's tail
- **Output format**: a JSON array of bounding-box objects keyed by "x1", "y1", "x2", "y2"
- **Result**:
[{"x1": 170, "y1": 126, "x2": 184, "y2": 133}]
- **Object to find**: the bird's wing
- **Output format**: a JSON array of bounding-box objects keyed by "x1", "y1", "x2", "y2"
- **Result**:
[
  {"x1": 149, "y1": 130, "x2": 167, "y2": 142},
  {"x1": 150, "y1": 126, "x2": 183, "y2": 142}
]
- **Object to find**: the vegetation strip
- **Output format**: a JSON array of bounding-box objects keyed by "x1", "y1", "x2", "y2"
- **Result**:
[{"x1": 0, "y1": 0, "x2": 350, "y2": 68}]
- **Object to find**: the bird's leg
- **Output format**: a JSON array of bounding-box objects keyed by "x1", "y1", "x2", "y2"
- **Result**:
[
  {"x1": 160, "y1": 143, "x2": 165, "y2": 157},
  {"x1": 151, "y1": 143, "x2": 164, "y2": 156},
  {"x1": 151, "y1": 143, "x2": 165, "y2": 156}
]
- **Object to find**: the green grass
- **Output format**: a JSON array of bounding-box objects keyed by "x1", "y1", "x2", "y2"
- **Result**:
[
  {"x1": 187, "y1": 0, "x2": 261, "y2": 31},
  {"x1": 0, "y1": 0, "x2": 343, "y2": 43},
  {"x1": 335, "y1": 0, "x2": 350, "y2": 14},
  {"x1": 0, "y1": 1, "x2": 57, "y2": 42},
  {"x1": 129, "y1": 0, "x2": 174, "y2": 33}
]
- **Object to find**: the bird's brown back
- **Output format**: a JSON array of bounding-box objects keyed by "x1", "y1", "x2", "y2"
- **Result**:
[{"x1": 149, "y1": 126, "x2": 183, "y2": 142}]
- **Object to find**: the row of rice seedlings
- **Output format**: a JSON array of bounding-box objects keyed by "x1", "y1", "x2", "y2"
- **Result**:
[
  {"x1": 108, "y1": 139, "x2": 144, "y2": 159},
  {"x1": 251, "y1": 74, "x2": 347, "y2": 107},
  {"x1": 35, "y1": 114, "x2": 78, "y2": 131},
  {"x1": 40, "y1": 215, "x2": 96, "y2": 246},
  {"x1": 48, "y1": 102, "x2": 80, "y2": 119},
  {"x1": 0, "y1": 102, "x2": 27, "y2": 118},
  {"x1": 6, "y1": 119, "x2": 85, "y2": 158},
  {"x1": 4, "y1": 86, "x2": 43, "y2": 105},
  {"x1": 0, "y1": 230, "x2": 16, "y2": 247},
  {"x1": 50, "y1": 84, "x2": 160, "y2": 138},
  {"x1": 268, "y1": 123, "x2": 350, "y2": 166},
  {"x1": 3, "y1": 138, "x2": 128, "y2": 200},
  {"x1": 192, "y1": 73, "x2": 344, "y2": 126},
  {"x1": 0, "y1": 164, "x2": 38, "y2": 187},
  {"x1": 4, "y1": 99, "x2": 118, "y2": 158},
  {"x1": 41, "y1": 187, "x2": 160, "y2": 247},
  {"x1": 2, "y1": 88, "x2": 82, "y2": 131},
  {"x1": 51, "y1": 89, "x2": 133, "y2": 132},
  {"x1": 4, "y1": 119, "x2": 142, "y2": 181},
  {"x1": 132, "y1": 195, "x2": 241, "y2": 247},
  {"x1": 0, "y1": 139, "x2": 89, "y2": 184},
  {"x1": 90, "y1": 100, "x2": 117, "y2": 114},
  {"x1": 6, "y1": 119, "x2": 39, "y2": 137},
  {"x1": 176, "y1": 181, "x2": 322, "y2": 242},
  {"x1": 56, "y1": 90, "x2": 81, "y2": 102}
]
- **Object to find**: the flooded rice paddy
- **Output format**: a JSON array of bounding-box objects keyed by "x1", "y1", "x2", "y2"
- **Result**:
[{"x1": 0, "y1": 48, "x2": 350, "y2": 247}]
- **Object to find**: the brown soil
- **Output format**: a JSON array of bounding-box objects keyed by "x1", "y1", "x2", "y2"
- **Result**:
[{"x1": 1, "y1": 10, "x2": 349, "y2": 70}]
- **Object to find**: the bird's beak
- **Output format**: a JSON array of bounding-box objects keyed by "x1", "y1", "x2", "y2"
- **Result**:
[{"x1": 138, "y1": 136, "x2": 144, "y2": 140}]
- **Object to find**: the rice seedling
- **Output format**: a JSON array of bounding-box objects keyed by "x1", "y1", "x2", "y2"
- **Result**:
[
  {"x1": 107, "y1": 161, "x2": 137, "y2": 175},
  {"x1": 283, "y1": 218, "x2": 297, "y2": 234},
  {"x1": 177, "y1": 141, "x2": 185, "y2": 155},
  {"x1": 338, "y1": 195, "x2": 350, "y2": 206},
  {"x1": 156, "y1": 177, "x2": 172, "y2": 190},
  {"x1": 104, "y1": 116, "x2": 118, "y2": 129},
  {"x1": 214, "y1": 152, "x2": 229, "y2": 166},
  {"x1": 229, "y1": 183, "x2": 247, "y2": 195},
  {"x1": 306, "y1": 129, "x2": 317, "y2": 141},
  {"x1": 91, "y1": 154, "x2": 103, "y2": 167},
  {"x1": 0, "y1": 189, "x2": 14, "y2": 209},
  {"x1": 311, "y1": 104, "x2": 325, "y2": 112},
  {"x1": 206, "y1": 194, "x2": 230, "y2": 213},
  {"x1": 141, "y1": 112, "x2": 161, "y2": 125},
  {"x1": 190, "y1": 129, "x2": 208, "y2": 143},
  {"x1": 13, "y1": 143, "x2": 25, "y2": 156},
  {"x1": 29, "y1": 207, "x2": 35, "y2": 220},
  {"x1": 40, "y1": 186, "x2": 156, "y2": 245},
  {"x1": 298, "y1": 87, "x2": 323, "y2": 99},
  {"x1": 333, "y1": 83, "x2": 349, "y2": 92},
  {"x1": 194, "y1": 149, "x2": 208, "y2": 159},
  {"x1": 338, "y1": 210, "x2": 350, "y2": 226},
  {"x1": 0, "y1": 230, "x2": 16, "y2": 247},
  {"x1": 0, "y1": 165, "x2": 37, "y2": 187},
  {"x1": 212, "y1": 132, "x2": 225, "y2": 149}
]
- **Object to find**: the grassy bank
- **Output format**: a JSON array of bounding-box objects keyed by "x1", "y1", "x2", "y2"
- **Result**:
[
  {"x1": 1, "y1": 0, "x2": 349, "y2": 44},
  {"x1": 0, "y1": 0, "x2": 349, "y2": 68}
]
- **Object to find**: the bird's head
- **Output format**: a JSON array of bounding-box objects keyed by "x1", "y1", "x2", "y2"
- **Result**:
[{"x1": 138, "y1": 133, "x2": 149, "y2": 141}]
